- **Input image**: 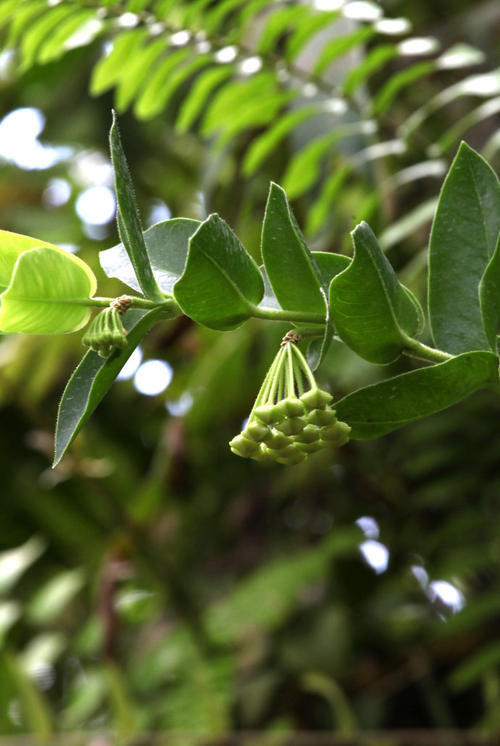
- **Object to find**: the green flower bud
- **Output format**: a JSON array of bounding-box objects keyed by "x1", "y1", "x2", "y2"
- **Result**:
[
  {"x1": 307, "y1": 408, "x2": 337, "y2": 427},
  {"x1": 300, "y1": 388, "x2": 333, "y2": 411},
  {"x1": 272, "y1": 399, "x2": 293, "y2": 421},
  {"x1": 252, "y1": 446, "x2": 276, "y2": 464},
  {"x1": 275, "y1": 444, "x2": 306, "y2": 465},
  {"x1": 275, "y1": 416, "x2": 307, "y2": 436},
  {"x1": 253, "y1": 404, "x2": 283, "y2": 425},
  {"x1": 229, "y1": 434, "x2": 259, "y2": 458},
  {"x1": 320, "y1": 421, "x2": 351, "y2": 445},
  {"x1": 296, "y1": 441, "x2": 323, "y2": 454},
  {"x1": 266, "y1": 431, "x2": 292, "y2": 450},
  {"x1": 294, "y1": 424, "x2": 320, "y2": 444},
  {"x1": 82, "y1": 306, "x2": 127, "y2": 357},
  {"x1": 282, "y1": 398, "x2": 306, "y2": 417},
  {"x1": 244, "y1": 421, "x2": 271, "y2": 443}
]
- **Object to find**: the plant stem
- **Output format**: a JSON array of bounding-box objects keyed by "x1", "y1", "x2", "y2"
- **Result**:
[
  {"x1": 249, "y1": 304, "x2": 325, "y2": 325},
  {"x1": 401, "y1": 334, "x2": 453, "y2": 364}
]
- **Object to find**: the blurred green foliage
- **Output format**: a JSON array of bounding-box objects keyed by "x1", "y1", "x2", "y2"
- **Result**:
[{"x1": 1, "y1": 0, "x2": 500, "y2": 743}]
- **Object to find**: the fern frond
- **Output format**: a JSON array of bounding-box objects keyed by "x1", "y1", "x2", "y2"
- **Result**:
[{"x1": 0, "y1": 0, "x2": 498, "y2": 247}]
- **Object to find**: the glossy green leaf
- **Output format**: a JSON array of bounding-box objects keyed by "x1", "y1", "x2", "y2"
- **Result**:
[
  {"x1": 429, "y1": 142, "x2": 500, "y2": 354},
  {"x1": 54, "y1": 307, "x2": 166, "y2": 466},
  {"x1": 479, "y1": 232, "x2": 500, "y2": 350},
  {"x1": 336, "y1": 351, "x2": 499, "y2": 439},
  {"x1": 329, "y1": 222, "x2": 422, "y2": 363},
  {"x1": 109, "y1": 113, "x2": 164, "y2": 302},
  {"x1": 100, "y1": 217, "x2": 200, "y2": 294},
  {"x1": 0, "y1": 247, "x2": 97, "y2": 334},
  {"x1": 174, "y1": 214, "x2": 264, "y2": 330},
  {"x1": 261, "y1": 183, "x2": 326, "y2": 316}
]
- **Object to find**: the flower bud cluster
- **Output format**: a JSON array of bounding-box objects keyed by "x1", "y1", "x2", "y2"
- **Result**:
[
  {"x1": 229, "y1": 334, "x2": 350, "y2": 465},
  {"x1": 82, "y1": 305, "x2": 127, "y2": 357}
]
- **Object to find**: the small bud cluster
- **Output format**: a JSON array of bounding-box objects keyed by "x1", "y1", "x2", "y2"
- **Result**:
[
  {"x1": 82, "y1": 305, "x2": 127, "y2": 357},
  {"x1": 229, "y1": 334, "x2": 350, "y2": 465}
]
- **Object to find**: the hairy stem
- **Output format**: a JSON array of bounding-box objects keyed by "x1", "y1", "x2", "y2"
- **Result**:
[{"x1": 401, "y1": 334, "x2": 453, "y2": 364}]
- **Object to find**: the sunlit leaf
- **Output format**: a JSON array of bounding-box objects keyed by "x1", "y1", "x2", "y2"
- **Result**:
[{"x1": 0, "y1": 247, "x2": 97, "y2": 334}]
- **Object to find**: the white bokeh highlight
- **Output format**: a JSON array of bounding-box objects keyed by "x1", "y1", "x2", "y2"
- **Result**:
[
  {"x1": 134, "y1": 360, "x2": 173, "y2": 397},
  {"x1": 360, "y1": 540, "x2": 389, "y2": 574},
  {"x1": 75, "y1": 186, "x2": 116, "y2": 225},
  {"x1": 116, "y1": 347, "x2": 143, "y2": 381}
]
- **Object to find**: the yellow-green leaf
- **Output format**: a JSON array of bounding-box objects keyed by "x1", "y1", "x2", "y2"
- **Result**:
[{"x1": 0, "y1": 246, "x2": 97, "y2": 334}]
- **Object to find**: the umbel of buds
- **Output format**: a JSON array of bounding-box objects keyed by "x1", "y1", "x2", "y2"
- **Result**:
[
  {"x1": 82, "y1": 296, "x2": 131, "y2": 357},
  {"x1": 229, "y1": 332, "x2": 350, "y2": 465}
]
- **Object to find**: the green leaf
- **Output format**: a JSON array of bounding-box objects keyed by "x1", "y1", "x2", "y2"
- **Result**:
[
  {"x1": 329, "y1": 222, "x2": 423, "y2": 363},
  {"x1": 256, "y1": 5, "x2": 308, "y2": 54},
  {"x1": 0, "y1": 247, "x2": 97, "y2": 334},
  {"x1": 100, "y1": 217, "x2": 200, "y2": 294},
  {"x1": 479, "y1": 231, "x2": 500, "y2": 350},
  {"x1": 90, "y1": 28, "x2": 149, "y2": 95},
  {"x1": 0, "y1": 228, "x2": 69, "y2": 292},
  {"x1": 342, "y1": 44, "x2": 397, "y2": 96},
  {"x1": 373, "y1": 61, "x2": 434, "y2": 114},
  {"x1": 114, "y1": 36, "x2": 168, "y2": 113},
  {"x1": 19, "y1": 4, "x2": 74, "y2": 70},
  {"x1": 37, "y1": 10, "x2": 100, "y2": 64},
  {"x1": 335, "y1": 351, "x2": 499, "y2": 439},
  {"x1": 53, "y1": 307, "x2": 166, "y2": 466},
  {"x1": 174, "y1": 214, "x2": 264, "y2": 330},
  {"x1": 201, "y1": 72, "x2": 276, "y2": 137},
  {"x1": 313, "y1": 25, "x2": 374, "y2": 76},
  {"x1": 429, "y1": 142, "x2": 500, "y2": 354},
  {"x1": 28, "y1": 569, "x2": 85, "y2": 624},
  {"x1": 134, "y1": 52, "x2": 211, "y2": 121},
  {"x1": 286, "y1": 10, "x2": 340, "y2": 61},
  {"x1": 176, "y1": 65, "x2": 233, "y2": 134},
  {"x1": 109, "y1": 112, "x2": 164, "y2": 302},
  {"x1": 242, "y1": 105, "x2": 319, "y2": 177},
  {"x1": 305, "y1": 252, "x2": 352, "y2": 370},
  {"x1": 3, "y1": 653, "x2": 53, "y2": 737},
  {"x1": 282, "y1": 121, "x2": 374, "y2": 199},
  {"x1": 261, "y1": 183, "x2": 326, "y2": 315}
]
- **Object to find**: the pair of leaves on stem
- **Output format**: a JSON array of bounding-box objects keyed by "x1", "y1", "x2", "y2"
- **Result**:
[{"x1": 102, "y1": 182, "x2": 423, "y2": 369}]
